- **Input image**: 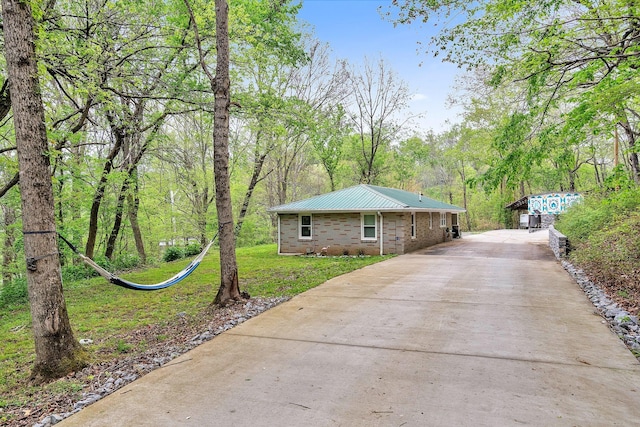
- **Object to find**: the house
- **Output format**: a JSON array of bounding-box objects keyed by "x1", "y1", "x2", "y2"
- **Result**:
[
  {"x1": 268, "y1": 184, "x2": 466, "y2": 256},
  {"x1": 506, "y1": 192, "x2": 582, "y2": 230}
]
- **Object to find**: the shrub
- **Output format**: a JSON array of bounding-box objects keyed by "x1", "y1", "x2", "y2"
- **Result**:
[
  {"x1": 557, "y1": 185, "x2": 640, "y2": 309},
  {"x1": 569, "y1": 212, "x2": 640, "y2": 296},
  {"x1": 556, "y1": 186, "x2": 640, "y2": 244},
  {"x1": 184, "y1": 243, "x2": 202, "y2": 257},
  {"x1": 0, "y1": 277, "x2": 28, "y2": 308},
  {"x1": 93, "y1": 255, "x2": 115, "y2": 273},
  {"x1": 163, "y1": 246, "x2": 184, "y2": 262},
  {"x1": 62, "y1": 263, "x2": 97, "y2": 281},
  {"x1": 113, "y1": 253, "x2": 141, "y2": 270}
]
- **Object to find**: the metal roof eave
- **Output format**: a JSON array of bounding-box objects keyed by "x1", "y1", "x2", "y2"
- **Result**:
[{"x1": 268, "y1": 207, "x2": 467, "y2": 214}]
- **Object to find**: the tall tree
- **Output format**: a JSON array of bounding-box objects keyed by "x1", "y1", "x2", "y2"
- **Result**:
[
  {"x1": 184, "y1": 0, "x2": 242, "y2": 304},
  {"x1": 391, "y1": 0, "x2": 640, "y2": 183},
  {"x1": 160, "y1": 111, "x2": 216, "y2": 246},
  {"x1": 311, "y1": 104, "x2": 350, "y2": 191},
  {"x1": 211, "y1": 0, "x2": 241, "y2": 304},
  {"x1": 349, "y1": 58, "x2": 410, "y2": 184},
  {"x1": 1, "y1": 0, "x2": 83, "y2": 380}
]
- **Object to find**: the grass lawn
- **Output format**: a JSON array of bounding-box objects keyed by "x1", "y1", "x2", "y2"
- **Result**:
[{"x1": 0, "y1": 244, "x2": 390, "y2": 420}]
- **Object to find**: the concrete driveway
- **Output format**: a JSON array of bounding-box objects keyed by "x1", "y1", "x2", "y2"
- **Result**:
[{"x1": 59, "y1": 230, "x2": 640, "y2": 426}]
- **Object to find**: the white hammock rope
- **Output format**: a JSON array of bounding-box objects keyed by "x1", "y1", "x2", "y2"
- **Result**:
[{"x1": 58, "y1": 233, "x2": 217, "y2": 291}]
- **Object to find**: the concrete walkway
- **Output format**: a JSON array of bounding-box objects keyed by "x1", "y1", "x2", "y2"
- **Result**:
[{"x1": 59, "y1": 230, "x2": 640, "y2": 426}]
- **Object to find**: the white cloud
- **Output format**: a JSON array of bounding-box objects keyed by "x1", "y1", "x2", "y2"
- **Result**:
[{"x1": 410, "y1": 93, "x2": 427, "y2": 101}]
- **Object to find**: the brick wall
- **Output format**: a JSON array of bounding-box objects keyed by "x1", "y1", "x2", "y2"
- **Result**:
[
  {"x1": 278, "y1": 211, "x2": 455, "y2": 255},
  {"x1": 279, "y1": 213, "x2": 380, "y2": 255},
  {"x1": 403, "y1": 212, "x2": 451, "y2": 253}
]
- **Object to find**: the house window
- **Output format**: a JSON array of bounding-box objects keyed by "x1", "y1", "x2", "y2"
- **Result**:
[
  {"x1": 411, "y1": 212, "x2": 416, "y2": 239},
  {"x1": 440, "y1": 212, "x2": 447, "y2": 228},
  {"x1": 361, "y1": 214, "x2": 377, "y2": 241},
  {"x1": 429, "y1": 212, "x2": 433, "y2": 230},
  {"x1": 452, "y1": 213, "x2": 459, "y2": 226},
  {"x1": 299, "y1": 214, "x2": 312, "y2": 240}
]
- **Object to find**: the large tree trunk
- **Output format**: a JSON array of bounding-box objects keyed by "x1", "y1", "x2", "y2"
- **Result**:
[
  {"x1": 212, "y1": 0, "x2": 241, "y2": 305},
  {"x1": 185, "y1": 0, "x2": 243, "y2": 304},
  {"x1": 1, "y1": 0, "x2": 83, "y2": 380}
]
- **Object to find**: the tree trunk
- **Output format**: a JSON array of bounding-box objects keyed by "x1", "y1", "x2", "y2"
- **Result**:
[
  {"x1": 235, "y1": 151, "x2": 268, "y2": 237},
  {"x1": 0, "y1": 79, "x2": 11, "y2": 121},
  {"x1": 85, "y1": 135, "x2": 123, "y2": 258},
  {"x1": 568, "y1": 170, "x2": 576, "y2": 192},
  {"x1": 54, "y1": 172, "x2": 67, "y2": 266},
  {"x1": 619, "y1": 119, "x2": 640, "y2": 184},
  {"x1": 1, "y1": 0, "x2": 83, "y2": 380},
  {"x1": 127, "y1": 170, "x2": 146, "y2": 263},
  {"x1": 212, "y1": 0, "x2": 242, "y2": 305},
  {"x1": 0, "y1": 172, "x2": 19, "y2": 200},
  {"x1": 2, "y1": 204, "x2": 17, "y2": 284},
  {"x1": 194, "y1": 185, "x2": 210, "y2": 247},
  {"x1": 593, "y1": 160, "x2": 601, "y2": 187},
  {"x1": 458, "y1": 161, "x2": 471, "y2": 232},
  {"x1": 105, "y1": 179, "x2": 129, "y2": 260}
]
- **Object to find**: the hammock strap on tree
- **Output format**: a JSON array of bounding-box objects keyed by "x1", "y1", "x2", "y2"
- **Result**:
[{"x1": 58, "y1": 232, "x2": 217, "y2": 291}]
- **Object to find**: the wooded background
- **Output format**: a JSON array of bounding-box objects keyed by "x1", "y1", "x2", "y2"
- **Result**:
[{"x1": 1, "y1": 0, "x2": 638, "y2": 286}]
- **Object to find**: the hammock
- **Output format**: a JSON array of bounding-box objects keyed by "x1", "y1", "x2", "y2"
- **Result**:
[{"x1": 58, "y1": 233, "x2": 217, "y2": 291}]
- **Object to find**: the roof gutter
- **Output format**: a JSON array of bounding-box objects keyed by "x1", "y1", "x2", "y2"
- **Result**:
[{"x1": 269, "y1": 208, "x2": 466, "y2": 214}]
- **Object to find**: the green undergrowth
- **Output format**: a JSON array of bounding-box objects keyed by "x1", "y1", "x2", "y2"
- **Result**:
[
  {"x1": 556, "y1": 185, "x2": 640, "y2": 312},
  {"x1": 0, "y1": 244, "x2": 389, "y2": 417}
]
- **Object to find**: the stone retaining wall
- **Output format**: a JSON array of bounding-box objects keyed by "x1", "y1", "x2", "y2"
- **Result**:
[{"x1": 549, "y1": 225, "x2": 568, "y2": 259}]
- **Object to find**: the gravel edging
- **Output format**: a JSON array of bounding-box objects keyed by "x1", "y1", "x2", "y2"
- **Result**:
[
  {"x1": 31, "y1": 297, "x2": 289, "y2": 427},
  {"x1": 561, "y1": 260, "x2": 640, "y2": 356}
]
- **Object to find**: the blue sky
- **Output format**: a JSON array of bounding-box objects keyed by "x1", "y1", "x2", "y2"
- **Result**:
[{"x1": 297, "y1": 0, "x2": 463, "y2": 133}]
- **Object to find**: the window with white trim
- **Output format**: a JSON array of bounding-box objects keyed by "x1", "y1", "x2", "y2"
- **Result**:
[
  {"x1": 440, "y1": 212, "x2": 447, "y2": 228},
  {"x1": 411, "y1": 212, "x2": 416, "y2": 239},
  {"x1": 361, "y1": 214, "x2": 377, "y2": 241},
  {"x1": 299, "y1": 214, "x2": 312, "y2": 240},
  {"x1": 429, "y1": 212, "x2": 433, "y2": 229}
]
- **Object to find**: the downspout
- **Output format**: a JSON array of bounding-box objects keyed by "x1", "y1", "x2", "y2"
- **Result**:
[
  {"x1": 277, "y1": 214, "x2": 281, "y2": 255},
  {"x1": 378, "y1": 211, "x2": 383, "y2": 256}
]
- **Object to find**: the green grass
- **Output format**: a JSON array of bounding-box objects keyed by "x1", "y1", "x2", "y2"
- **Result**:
[{"x1": 0, "y1": 244, "x2": 389, "y2": 416}]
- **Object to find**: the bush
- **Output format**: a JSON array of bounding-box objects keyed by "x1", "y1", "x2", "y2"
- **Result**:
[
  {"x1": 184, "y1": 243, "x2": 202, "y2": 257},
  {"x1": 569, "y1": 212, "x2": 640, "y2": 300},
  {"x1": 556, "y1": 187, "x2": 640, "y2": 244},
  {"x1": 556, "y1": 186, "x2": 640, "y2": 309},
  {"x1": 62, "y1": 263, "x2": 98, "y2": 281},
  {"x1": 163, "y1": 246, "x2": 184, "y2": 262},
  {"x1": 113, "y1": 253, "x2": 141, "y2": 270},
  {"x1": 0, "y1": 277, "x2": 28, "y2": 308},
  {"x1": 93, "y1": 255, "x2": 115, "y2": 273}
]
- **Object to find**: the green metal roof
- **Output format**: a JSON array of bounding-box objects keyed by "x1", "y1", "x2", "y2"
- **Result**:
[{"x1": 268, "y1": 184, "x2": 465, "y2": 213}]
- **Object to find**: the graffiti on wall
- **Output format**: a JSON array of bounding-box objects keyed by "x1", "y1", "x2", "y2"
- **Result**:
[{"x1": 528, "y1": 193, "x2": 582, "y2": 215}]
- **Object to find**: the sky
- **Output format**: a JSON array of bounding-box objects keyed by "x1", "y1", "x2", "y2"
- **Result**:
[{"x1": 297, "y1": 0, "x2": 464, "y2": 134}]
